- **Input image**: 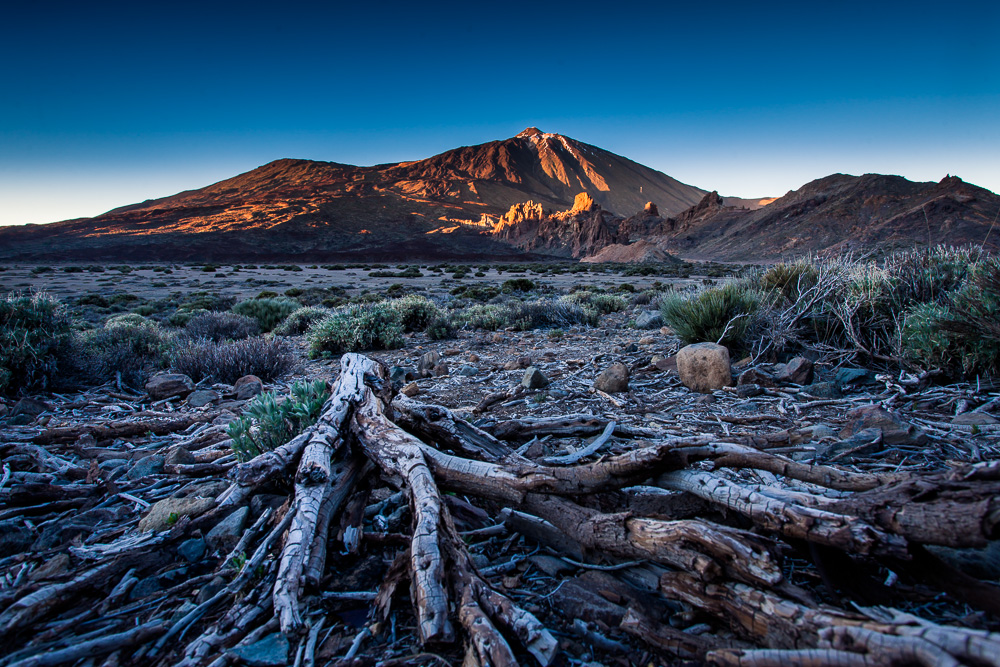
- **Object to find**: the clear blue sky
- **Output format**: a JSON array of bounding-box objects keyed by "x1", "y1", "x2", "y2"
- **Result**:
[{"x1": 2, "y1": 0, "x2": 997, "y2": 225}]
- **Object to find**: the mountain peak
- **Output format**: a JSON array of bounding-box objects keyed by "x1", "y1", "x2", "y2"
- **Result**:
[{"x1": 516, "y1": 127, "x2": 545, "y2": 138}]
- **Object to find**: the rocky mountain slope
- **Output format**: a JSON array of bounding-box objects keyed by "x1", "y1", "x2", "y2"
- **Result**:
[{"x1": 0, "y1": 129, "x2": 706, "y2": 262}]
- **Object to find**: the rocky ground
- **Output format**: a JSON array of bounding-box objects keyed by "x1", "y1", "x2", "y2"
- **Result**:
[{"x1": 2, "y1": 310, "x2": 1000, "y2": 667}]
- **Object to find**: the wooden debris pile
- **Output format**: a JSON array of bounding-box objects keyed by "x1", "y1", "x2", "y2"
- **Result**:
[{"x1": 1, "y1": 353, "x2": 999, "y2": 666}]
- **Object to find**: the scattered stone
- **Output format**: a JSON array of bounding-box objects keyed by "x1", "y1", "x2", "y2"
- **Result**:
[
  {"x1": 801, "y1": 381, "x2": 842, "y2": 399},
  {"x1": 127, "y1": 454, "x2": 165, "y2": 481},
  {"x1": 738, "y1": 368, "x2": 775, "y2": 387},
  {"x1": 187, "y1": 389, "x2": 221, "y2": 408},
  {"x1": 638, "y1": 336, "x2": 655, "y2": 346},
  {"x1": 129, "y1": 577, "x2": 164, "y2": 601},
  {"x1": 432, "y1": 362, "x2": 449, "y2": 377},
  {"x1": 30, "y1": 553, "x2": 70, "y2": 580},
  {"x1": 456, "y1": 365, "x2": 479, "y2": 376},
  {"x1": 530, "y1": 554, "x2": 574, "y2": 577},
  {"x1": 807, "y1": 425, "x2": 837, "y2": 440},
  {"x1": 593, "y1": 363, "x2": 629, "y2": 393},
  {"x1": 401, "y1": 382, "x2": 420, "y2": 397},
  {"x1": 165, "y1": 447, "x2": 196, "y2": 466},
  {"x1": 206, "y1": 507, "x2": 249, "y2": 551},
  {"x1": 227, "y1": 633, "x2": 290, "y2": 667},
  {"x1": 504, "y1": 356, "x2": 533, "y2": 371},
  {"x1": 443, "y1": 348, "x2": 461, "y2": 356},
  {"x1": 776, "y1": 357, "x2": 814, "y2": 385},
  {"x1": 389, "y1": 366, "x2": 416, "y2": 385},
  {"x1": 952, "y1": 412, "x2": 998, "y2": 426},
  {"x1": 840, "y1": 405, "x2": 927, "y2": 446},
  {"x1": 196, "y1": 576, "x2": 227, "y2": 603},
  {"x1": 213, "y1": 410, "x2": 238, "y2": 426},
  {"x1": 146, "y1": 373, "x2": 195, "y2": 400},
  {"x1": 139, "y1": 496, "x2": 215, "y2": 532},
  {"x1": 234, "y1": 375, "x2": 264, "y2": 400},
  {"x1": 178, "y1": 538, "x2": 207, "y2": 563},
  {"x1": 623, "y1": 343, "x2": 639, "y2": 353},
  {"x1": 654, "y1": 356, "x2": 678, "y2": 373},
  {"x1": 12, "y1": 397, "x2": 51, "y2": 418},
  {"x1": 522, "y1": 367, "x2": 549, "y2": 389},
  {"x1": 819, "y1": 428, "x2": 884, "y2": 461},
  {"x1": 635, "y1": 311, "x2": 662, "y2": 329},
  {"x1": 676, "y1": 343, "x2": 732, "y2": 393},
  {"x1": 418, "y1": 351, "x2": 441, "y2": 377},
  {"x1": 834, "y1": 367, "x2": 872, "y2": 385},
  {"x1": 695, "y1": 394, "x2": 717, "y2": 405},
  {"x1": 736, "y1": 383, "x2": 764, "y2": 398},
  {"x1": 468, "y1": 353, "x2": 480, "y2": 363}
]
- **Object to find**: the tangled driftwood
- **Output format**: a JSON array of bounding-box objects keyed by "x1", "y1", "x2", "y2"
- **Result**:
[{"x1": 2, "y1": 353, "x2": 1000, "y2": 666}]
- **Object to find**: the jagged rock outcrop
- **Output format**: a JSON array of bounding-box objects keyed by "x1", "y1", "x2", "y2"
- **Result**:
[{"x1": 492, "y1": 193, "x2": 626, "y2": 259}]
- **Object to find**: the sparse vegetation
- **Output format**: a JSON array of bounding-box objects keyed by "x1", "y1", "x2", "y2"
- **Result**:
[
  {"x1": 76, "y1": 315, "x2": 175, "y2": 387},
  {"x1": 273, "y1": 306, "x2": 331, "y2": 336},
  {"x1": 388, "y1": 294, "x2": 440, "y2": 332},
  {"x1": 0, "y1": 292, "x2": 74, "y2": 396},
  {"x1": 185, "y1": 311, "x2": 260, "y2": 341},
  {"x1": 561, "y1": 291, "x2": 628, "y2": 314},
  {"x1": 170, "y1": 336, "x2": 296, "y2": 383},
  {"x1": 457, "y1": 299, "x2": 598, "y2": 331},
  {"x1": 227, "y1": 379, "x2": 330, "y2": 462},
  {"x1": 307, "y1": 303, "x2": 405, "y2": 357},
  {"x1": 660, "y1": 282, "x2": 763, "y2": 352},
  {"x1": 232, "y1": 296, "x2": 300, "y2": 332}
]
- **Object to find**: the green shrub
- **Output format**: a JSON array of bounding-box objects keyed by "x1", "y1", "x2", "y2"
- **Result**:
[
  {"x1": 458, "y1": 304, "x2": 509, "y2": 331},
  {"x1": 561, "y1": 292, "x2": 627, "y2": 314},
  {"x1": 450, "y1": 284, "x2": 501, "y2": 302},
  {"x1": 0, "y1": 292, "x2": 74, "y2": 396},
  {"x1": 388, "y1": 294, "x2": 440, "y2": 332},
  {"x1": 502, "y1": 278, "x2": 536, "y2": 293},
  {"x1": 760, "y1": 261, "x2": 819, "y2": 302},
  {"x1": 307, "y1": 303, "x2": 404, "y2": 357},
  {"x1": 458, "y1": 299, "x2": 598, "y2": 331},
  {"x1": 170, "y1": 336, "x2": 296, "y2": 383},
  {"x1": 425, "y1": 313, "x2": 458, "y2": 340},
  {"x1": 232, "y1": 297, "x2": 300, "y2": 332},
  {"x1": 167, "y1": 308, "x2": 208, "y2": 327},
  {"x1": 77, "y1": 317, "x2": 175, "y2": 387},
  {"x1": 660, "y1": 283, "x2": 761, "y2": 352},
  {"x1": 273, "y1": 306, "x2": 331, "y2": 336},
  {"x1": 186, "y1": 312, "x2": 260, "y2": 341},
  {"x1": 227, "y1": 379, "x2": 330, "y2": 462}
]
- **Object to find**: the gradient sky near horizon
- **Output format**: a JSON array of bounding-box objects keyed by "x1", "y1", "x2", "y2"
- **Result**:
[{"x1": 2, "y1": 0, "x2": 998, "y2": 226}]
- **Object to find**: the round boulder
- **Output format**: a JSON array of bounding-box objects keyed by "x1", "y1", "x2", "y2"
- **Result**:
[
  {"x1": 593, "y1": 363, "x2": 630, "y2": 393},
  {"x1": 676, "y1": 343, "x2": 732, "y2": 393}
]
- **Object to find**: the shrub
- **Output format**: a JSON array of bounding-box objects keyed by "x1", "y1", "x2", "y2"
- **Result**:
[
  {"x1": 760, "y1": 261, "x2": 819, "y2": 302},
  {"x1": 660, "y1": 283, "x2": 762, "y2": 352},
  {"x1": 450, "y1": 284, "x2": 501, "y2": 302},
  {"x1": 0, "y1": 292, "x2": 74, "y2": 396},
  {"x1": 171, "y1": 336, "x2": 296, "y2": 383},
  {"x1": 425, "y1": 313, "x2": 458, "y2": 340},
  {"x1": 186, "y1": 311, "x2": 260, "y2": 341},
  {"x1": 388, "y1": 294, "x2": 440, "y2": 332},
  {"x1": 77, "y1": 317, "x2": 175, "y2": 387},
  {"x1": 167, "y1": 308, "x2": 207, "y2": 327},
  {"x1": 502, "y1": 278, "x2": 536, "y2": 293},
  {"x1": 458, "y1": 299, "x2": 598, "y2": 331},
  {"x1": 561, "y1": 292, "x2": 628, "y2": 314},
  {"x1": 273, "y1": 306, "x2": 331, "y2": 336},
  {"x1": 307, "y1": 303, "x2": 404, "y2": 357},
  {"x1": 178, "y1": 292, "x2": 235, "y2": 313},
  {"x1": 227, "y1": 379, "x2": 330, "y2": 462},
  {"x1": 232, "y1": 297, "x2": 300, "y2": 332}
]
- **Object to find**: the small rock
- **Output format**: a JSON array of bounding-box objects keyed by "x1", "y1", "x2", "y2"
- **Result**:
[
  {"x1": 129, "y1": 576, "x2": 164, "y2": 601},
  {"x1": 801, "y1": 381, "x2": 842, "y2": 398},
  {"x1": 654, "y1": 356, "x2": 678, "y2": 373},
  {"x1": 638, "y1": 336, "x2": 655, "y2": 346},
  {"x1": 212, "y1": 410, "x2": 238, "y2": 426},
  {"x1": 504, "y1": 355, "x2": 533, "y2": 371},
  {"x1": 695, "y1": 394, "x2": 717, "y2": 405},
  {"x1": 456, "y1": 365, "x2": 479, "y2": 376},
  {"x1": 819, "y1": 428, "x2": 883, "y2": 461},
  {"x1": 389, "y1": 366, "x2": 416, "y2": 385},
  {"x1": 418, "y1": 351, "x2": 441, "y2": 377},
  {"x1": 834, "y1": 367, "x2": 872, "y2": 385},
  {"x1": 807, "y1": 425, "x2": 837, "y2": 440},
  {"x1": 443, "y1": 348, "x2": 461, "y2": 356},
  {"x1": 432, "y1": 362, "x2": 449, "y2": 377},
  {"x1": 206, "y1": 507, "x2": 249, "y2": 552},
  {"x1": 659, "y1": 326, "x2": 672, "y2": 336},
  {"x1": 196, "y1": 576, "x2": 227, "y2": 603},
  {"x1": 30, "y1": 553, "x2": 70, "y2": 580},
  {"x1": 98, "y1": 458, "x2": 128, "y2": 471},
  {"x1": 178, "y1": 538, "x2": 207, "y2": 563},
  {"x1": 234, "y1": 375, "x2": 263, "y2": 400},
  {"x1": 522, "y1": 367, "x2": 549, "y2": 389},
  {"x1": 776, "y1": 357, "x2": 814, "y2": 385},
  {"x1": 594, "y1": 363, "x2": 629, "y2": 393},
  {"x1": 736, "y1": 383, "x2": 763, "y2": 398},
  {"x1": 530, "y1": 554, "x2": 574, "y2": 577},
  {"x1": 401, "y1": 382, "x2": 420, "y2": 397},
  {"x1": 676, "y1": 343, "x2": 732, "y2": 393},
  {"x1": 471, "y1": 554, "x2": 491, "y2": 570},
  {"x1": 840, "y1": 405, "x2": 926, "y2": 446},
  {"x1": 952, "y1": 412, "x2": 998, "y2": 426},
  {"x1": 468, "y1": 353, "x2": 480, "y2": 363},
  {"x1": 146, "y1": 373, "x2": 195, "y2": 400},
  {"x1": 635, "y1": 311, "x2": 663, "y2": 329},
  {"x1": 12, "y1": 397, "x2": 51, "y2": 418},
  {"x1": 139, "y1": 496, "x2": 215, "y2": 532},
  {"x1": 165, "y1": 447, "x2": 196, "y2": 466},
  {"x1": 187, "y1": 389, "x2": 221, "y2": 408},
  {"x1": 622, "y1": 343, "x2": 639, "y2": 353},
  {"x1": 127, "y1": 454, "x2": 165, "y2": 481},
  {"x1": 227, "y1": 633, "x2": 290, "y2": 667},
  {"x1": 738, "y1": 368, "x2": 775, "y2": 387}
]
